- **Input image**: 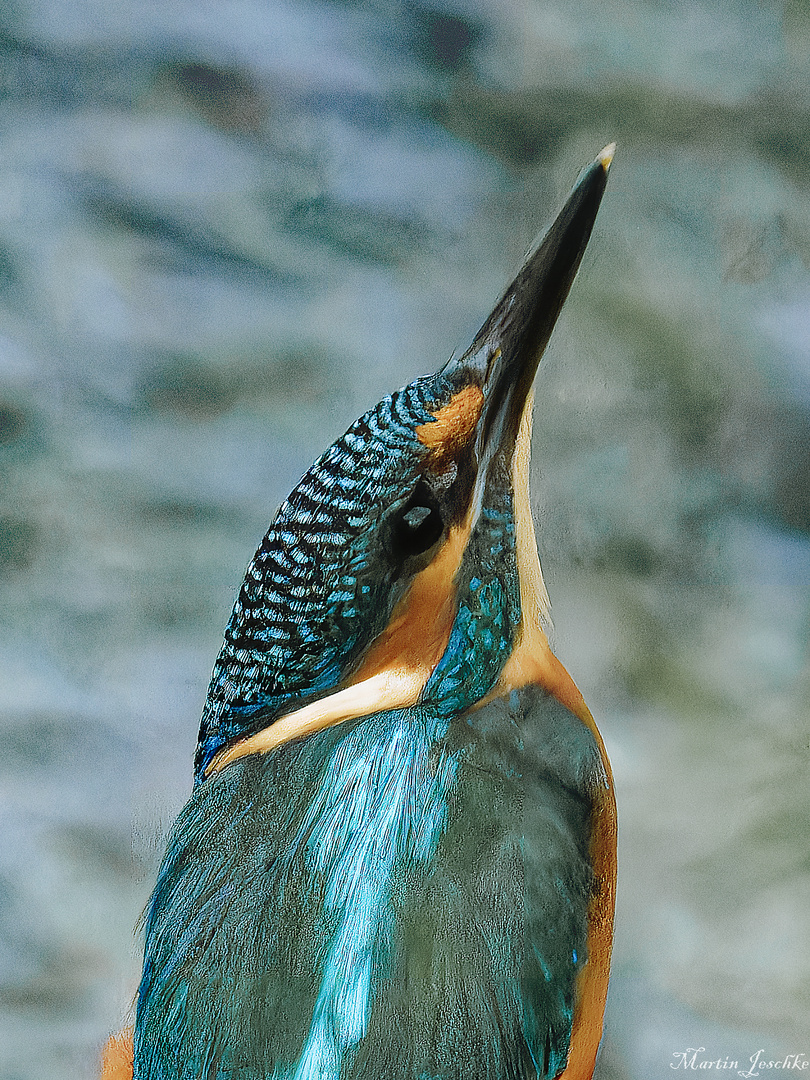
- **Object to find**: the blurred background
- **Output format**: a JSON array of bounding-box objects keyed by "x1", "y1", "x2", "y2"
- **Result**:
[{"x1": 0, "y1": 0, "x2": 808, "y2": 1076}]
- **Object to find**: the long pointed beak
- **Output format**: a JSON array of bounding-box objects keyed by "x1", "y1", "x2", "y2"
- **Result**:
[{"x1": 448, "y1": 144, "x2": 615, "y2": 459}]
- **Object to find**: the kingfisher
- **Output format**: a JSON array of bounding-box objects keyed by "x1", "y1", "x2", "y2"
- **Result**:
[{"x1": 106, "y1": 144, "x2": 617, "y2": 1080}]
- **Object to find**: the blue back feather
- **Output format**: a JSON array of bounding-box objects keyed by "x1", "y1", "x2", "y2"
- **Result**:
[{"x1": 136, "y1": 687, "x2": 605, "y2": 1079}]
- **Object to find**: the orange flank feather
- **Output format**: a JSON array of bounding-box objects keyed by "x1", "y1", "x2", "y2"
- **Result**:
[
  {"x1": 561, "y1": 768, "x2": 617, "y2": 1080},
  {"x1": 100, "y1": 1028, "x2": 133, "y2": 1080}
]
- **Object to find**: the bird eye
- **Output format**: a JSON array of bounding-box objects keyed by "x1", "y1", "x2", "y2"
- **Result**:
[
  {"x1": 391, "y1": 482, "x2": 444, "y2": 560},
  {"x1": 402, "y1": 505, "x2": 433, "y2": 531}
]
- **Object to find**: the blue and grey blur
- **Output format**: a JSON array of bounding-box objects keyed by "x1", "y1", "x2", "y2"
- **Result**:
[{"x1": 0, "y1": 0, "x2": 808, "y2": 1078}]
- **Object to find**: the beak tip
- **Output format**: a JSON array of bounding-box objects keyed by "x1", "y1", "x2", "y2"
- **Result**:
[{"x1": 598, "y1": 142, "x2": 617, "y2": 172}]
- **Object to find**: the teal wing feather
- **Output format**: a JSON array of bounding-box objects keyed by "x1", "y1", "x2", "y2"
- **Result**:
[{"x1": 136, "y1": 729, "x2": 340, "y2": 1078}]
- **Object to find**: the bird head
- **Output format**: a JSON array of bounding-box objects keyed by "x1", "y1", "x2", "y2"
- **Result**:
[{"x1": 195, "y1": 146, "x2": 613, "y2": 781}]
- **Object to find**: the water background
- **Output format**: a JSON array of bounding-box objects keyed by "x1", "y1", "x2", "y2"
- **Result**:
[{"x1": 0, "y1": 1, "x2": 808, "y2": 1077}]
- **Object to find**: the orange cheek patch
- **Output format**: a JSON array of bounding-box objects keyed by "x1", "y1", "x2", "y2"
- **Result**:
[
  {"x1": 416, "y1": 384, "x2": 484, "y2": 468},
  {"x1": 205, "y1": 514, "x2": 475, "y2": 775}
]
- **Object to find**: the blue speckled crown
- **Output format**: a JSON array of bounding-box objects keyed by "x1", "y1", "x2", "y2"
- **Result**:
[{"x1": 195, "y1": 371, "x2": 454, "y2": 778}]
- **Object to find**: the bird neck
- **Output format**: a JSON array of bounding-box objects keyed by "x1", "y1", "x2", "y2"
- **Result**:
[{"x1": 424, "y1": 499, "x2": 522, "y2": 718}]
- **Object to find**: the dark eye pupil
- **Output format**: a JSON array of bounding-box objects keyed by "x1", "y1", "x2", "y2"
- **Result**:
[{"x1": 392, "y1": 484, "x2": 443, "y2": 559}]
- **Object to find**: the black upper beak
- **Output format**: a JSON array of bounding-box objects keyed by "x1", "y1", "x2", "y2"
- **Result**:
[{"x1": 447, "y1": 144, "x2": 614, "y2": 459}]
